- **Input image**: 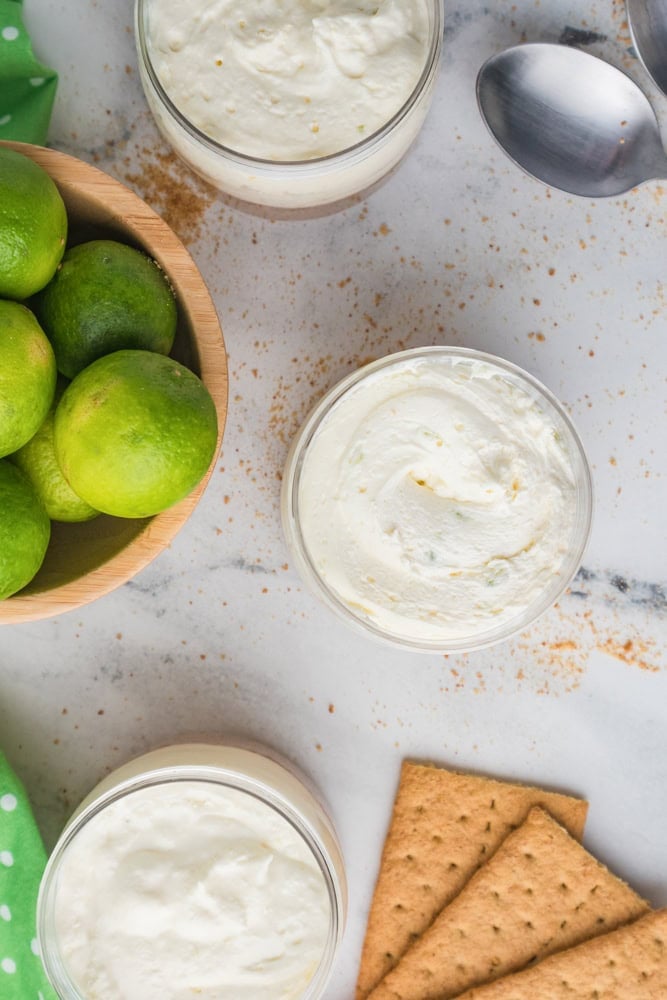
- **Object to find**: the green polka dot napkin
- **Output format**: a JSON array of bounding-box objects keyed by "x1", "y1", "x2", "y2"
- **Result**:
[
  {"x1": 0, "y1": 0, "x2": 58, "y2": 145},
  {"x1": 0, "y1": 752, "x2": 57, "y2": 999}
]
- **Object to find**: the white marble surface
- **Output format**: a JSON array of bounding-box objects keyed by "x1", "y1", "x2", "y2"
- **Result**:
[{"x1": 4, "y1": 1, "x2": 667, "y2": 996}]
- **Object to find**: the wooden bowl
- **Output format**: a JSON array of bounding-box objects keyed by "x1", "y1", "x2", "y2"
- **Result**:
[{"x1": 0, "y1": 142, "x2": 228, "y2": 624}]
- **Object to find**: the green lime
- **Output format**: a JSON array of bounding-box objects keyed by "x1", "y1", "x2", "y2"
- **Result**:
[
  {"x1": 11, "y1": 380, "x2": 99, "y2": 523},
  {"x1": 0, "y1": 147, "x2": 67, "y2": 300},
  {"x1": 0, "y1": 459, "x2": 51, "y2": 600},
  {"x1": 54, "y1": 350, "x2": 218, "y2": 518},
  {"x1": 33, "y1": 239, "x2": 178, "y2": 378},
  {"x1": 0, "y1": 299, "x2": 57, "y2": 457}
]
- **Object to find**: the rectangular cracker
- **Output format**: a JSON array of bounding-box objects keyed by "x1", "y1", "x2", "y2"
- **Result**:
[
  {"x1": 452, "y1": 909, "x2": 667, "y2": 1000},
  {"x1": 356, "y1": 762, "x2": 588, "y2": 999},
  {"x1": 367, "y1": 806, "x2": 649, "y2": 1000}
]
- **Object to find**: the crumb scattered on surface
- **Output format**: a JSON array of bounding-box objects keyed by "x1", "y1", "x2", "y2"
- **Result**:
[{"x1": 121, "y1": 147, "x2": 217, "y2": 245}]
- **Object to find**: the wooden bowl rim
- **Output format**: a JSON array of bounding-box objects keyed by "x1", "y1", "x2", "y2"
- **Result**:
[{"x1": 0, "y1": 142, "x2": 228, "y2": 624}]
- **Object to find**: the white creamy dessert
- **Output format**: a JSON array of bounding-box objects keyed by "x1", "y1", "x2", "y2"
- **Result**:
[
  {"x1": 145, "y1": 0, "x2": 429, "y2": 160},
  {"x1": 136, "y1": 0, "x2": 442, "y2": 207},
  {"x1": 40, "y1": 746, "x2": 345, "y2": 1000},
  {"x1": 287, "y1": 349, "x2": 590, "y2": 647}
]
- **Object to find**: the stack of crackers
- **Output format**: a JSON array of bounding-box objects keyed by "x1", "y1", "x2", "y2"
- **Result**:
[{"x1": 356, "y1": 762, "x2": 666, "y2": 999}]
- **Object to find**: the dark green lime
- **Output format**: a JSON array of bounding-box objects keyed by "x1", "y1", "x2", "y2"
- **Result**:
[{"x1": 33, "y1": 239, "x2": 178, "y2": 378}]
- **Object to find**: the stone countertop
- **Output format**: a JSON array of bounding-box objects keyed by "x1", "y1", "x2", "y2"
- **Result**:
[{"x1": 3, "y1": 1, "x2": 666, "y2": 996}]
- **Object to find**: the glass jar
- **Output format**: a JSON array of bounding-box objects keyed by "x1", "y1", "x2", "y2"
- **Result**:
[
  {"x1": 38, "y1": 743, "x2": 347, "y2": 999},
  {"x1": 282, "y1": 346, "x2": 593, "y2": 653},
  {"x1": 134, "y1": 0, "x2": 444, "y2": 210}
]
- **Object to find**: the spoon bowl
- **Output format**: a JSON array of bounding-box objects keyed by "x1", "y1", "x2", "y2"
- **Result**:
[{"x1": 476, "y1": 42, "x2": 667, "y2": 197}]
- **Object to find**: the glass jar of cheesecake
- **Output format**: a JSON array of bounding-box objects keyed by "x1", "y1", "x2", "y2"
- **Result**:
[
  {"x1": 38, "y1": 743, "x2": 347, "y2": 999},
  {"x1": 135, "y1": 0, "x2": 444, "y2": 209}
]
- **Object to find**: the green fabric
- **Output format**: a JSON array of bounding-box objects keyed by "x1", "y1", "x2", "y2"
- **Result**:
[
  {"x1": 0, "y1": 752, "x2": 57, "y2": 999},
  {"x1": 0, "y1": 0, "x2": 58, "y2": 144}
]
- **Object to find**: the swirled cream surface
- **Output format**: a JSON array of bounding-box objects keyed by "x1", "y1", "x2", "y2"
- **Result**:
[
  {"x1": 145, "y1": 0, "x2": 430, "y2": 159},
  {"x1": 296, "y1": 354, "x2": 582, "y2": 644},
  {"x1": 53, "y1": 781, "x2": 330, "y2": 999}
]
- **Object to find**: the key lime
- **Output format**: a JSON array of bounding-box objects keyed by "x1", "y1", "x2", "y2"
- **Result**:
[
  {"x1": 0, "y1": 459, "x2": 51, "y2": 600},
  {"x1": 0, "y1": 147, "x2": 67, "y2": 300},
  {"x1": 0, "y1": 299, "x2": 57, "y2": 457},
  {"x1": 11, "y1": 380, "x2": 99, "y2": 523},
  {"x1": 54, "y1": 350, "x2": 218, "y2": 518},
  {"x1": 33, "y1": 239, "x2": 178, "y2": 378}
]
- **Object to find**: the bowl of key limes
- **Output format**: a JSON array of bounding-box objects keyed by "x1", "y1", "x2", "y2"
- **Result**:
[{"x1": 0, "y1": 142, "x2": 228, "y2": 623}]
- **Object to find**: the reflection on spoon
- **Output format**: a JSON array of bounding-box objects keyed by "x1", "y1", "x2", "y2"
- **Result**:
[{"x1": 476, "y1": 42, "x2": 667, "y2": 197}]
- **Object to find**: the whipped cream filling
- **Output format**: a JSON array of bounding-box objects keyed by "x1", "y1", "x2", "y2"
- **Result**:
[
  {"x1": 145, "y1": 0, "x2": 430, "y2": 159},
  {"x1": 53, "y1": 781, "x2": 330, "y2": 999},
  {"x1": 297, "y1": 354, "x2": 581, "y2": 643}
]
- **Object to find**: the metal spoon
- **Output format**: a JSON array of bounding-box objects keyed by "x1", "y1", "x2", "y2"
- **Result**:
[
  {"x1": 627, "y1": 0, "x2": 667, "y2": 96},
  {"x1": 476, "y1": 42, "x2": 667, "y2": 197}
]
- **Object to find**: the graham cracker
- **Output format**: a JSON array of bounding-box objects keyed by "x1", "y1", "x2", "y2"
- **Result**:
[
  {"x1": 453, "y1": 909, "x2": 667, "y2": 999},
  {"x1": 367, "y1": 806, "x2": 649, "y2": 1000},
  {"x1": 356, "y1": 762, "x2": 588, "y2": 999}
]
